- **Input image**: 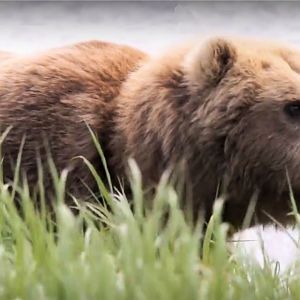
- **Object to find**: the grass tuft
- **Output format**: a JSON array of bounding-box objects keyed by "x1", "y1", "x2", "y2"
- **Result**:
[{"x1": 0, "y1": 134, "x2": 298, "y2": 299}]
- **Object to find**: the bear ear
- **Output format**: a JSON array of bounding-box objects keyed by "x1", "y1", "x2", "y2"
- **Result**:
[{"x1": 184, "y1": 37, "x2": 237, "y2": 88}]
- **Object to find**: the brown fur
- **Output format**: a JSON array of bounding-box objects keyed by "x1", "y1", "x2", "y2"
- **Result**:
[
  {"x1": 111, "y1": 37, "x2": 300, "y2": 228},
  {"x1": 2, "y1": 37, "x2": 300, "y2": 230},
  {"x1": 0, "y1": 41, "x2": 147, "y2": 202}
]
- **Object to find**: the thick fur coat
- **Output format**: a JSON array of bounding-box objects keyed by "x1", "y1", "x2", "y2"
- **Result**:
[
  {"x1": 112, "y1": 38, "x2": 300, "y2": 227},
  {"x1": 0, "y1": 41, "x2": 147, "y2": 202},
  {"x1": 1, "y1": 37, "x2": 300, "y2": 229}
]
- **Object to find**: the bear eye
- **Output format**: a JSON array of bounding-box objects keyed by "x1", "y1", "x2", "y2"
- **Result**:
[{"x1": 284, "y1": 101, "x2": 300, "y2": 118}]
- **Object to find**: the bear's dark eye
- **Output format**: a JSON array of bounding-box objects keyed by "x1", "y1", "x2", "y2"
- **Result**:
[{"x1": 284, "y1": 102, "x2": 300, "y2": 118}]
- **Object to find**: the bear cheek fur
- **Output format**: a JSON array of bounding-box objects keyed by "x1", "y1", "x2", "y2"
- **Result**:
[
  {"x1": 115, "y1": 37, "x2": 300, "y2": 228},
  {"x1": 223, "y1": 99, "x2": 300, "y2": 226},
  {"x1": 113, "y1": 38, "x2": 240, "y2": 220}
]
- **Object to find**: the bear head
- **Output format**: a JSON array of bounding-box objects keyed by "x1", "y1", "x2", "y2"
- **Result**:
[{"x1": 114, "y1": 37, "x2": 300, "y2": 229}]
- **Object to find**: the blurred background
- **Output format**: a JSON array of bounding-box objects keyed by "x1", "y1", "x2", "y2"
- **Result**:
[
  {"x1": 1, "y1": 1, "x2": 300, "y2": 270},
  {"x1": 2, "y1": 2, "x2": 300, "y2": 54}
]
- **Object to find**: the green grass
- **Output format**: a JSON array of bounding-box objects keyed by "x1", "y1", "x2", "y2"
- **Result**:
[{"x1": 0, "y1": 154, "x2": 299, "y2": 299}]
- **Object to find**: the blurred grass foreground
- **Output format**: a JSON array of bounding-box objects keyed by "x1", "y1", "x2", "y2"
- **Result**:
[
  {"x1": 0, "y1": 2, "x2": 300, "y2": 299},
  {"x1": 0, "y1": 136, "x2": 300, "y2": 300}
]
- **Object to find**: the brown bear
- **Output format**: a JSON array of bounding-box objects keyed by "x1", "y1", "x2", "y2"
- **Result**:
[
  {"x1": 1, "y1": 37, "x2": 300, "y2": 230},
  {"x1": 111, "y1": 37, "x2": 300, "y2": 228},
  {"x1": 0, "y1": 40, "x2": 147, "y2": 202}
]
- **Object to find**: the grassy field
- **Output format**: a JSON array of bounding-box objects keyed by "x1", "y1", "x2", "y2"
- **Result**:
[
  {"x1": 0, "y1": 156, "x2": 299, "y2": 300},
  {"x1": 0, "y1": 125, "x2": 298, "y2": 300}
]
